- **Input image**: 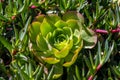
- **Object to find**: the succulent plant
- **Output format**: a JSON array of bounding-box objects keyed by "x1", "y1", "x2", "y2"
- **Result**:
[{"x1": 29, "y1": 11, "x2": 97, "y2": 67}]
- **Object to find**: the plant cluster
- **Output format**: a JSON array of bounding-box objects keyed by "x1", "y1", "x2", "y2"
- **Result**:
[{"x1": 0, "y1": 0, "x2": 120, "y2": 80}]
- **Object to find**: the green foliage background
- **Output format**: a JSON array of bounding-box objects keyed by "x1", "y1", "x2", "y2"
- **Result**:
[{"x1": 0, "y1": 0, "x2": 120, "y2": 80}]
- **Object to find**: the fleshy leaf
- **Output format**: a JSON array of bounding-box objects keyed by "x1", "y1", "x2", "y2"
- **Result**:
[
  {"x1": 35, "y1": 14, "x2": 45, "y2": 23},
  {"x1": 42, "y1": 57, "x2": 60, "y2": 64},
  {"x1": 62, "y1": 11, "x2": 78, "y2": 21},
  {"x1": 54, "y1": 40, "x2": 67, "y2": 50},
  {"x1": 77, "y1": 13, "x2": 84, "y2": 23},
  {"x1": 73, "y1": 29, "x2": 81, "y2": 45},
  {"x1": 53, "y1": 29, "x2": 64, "y2": 38},
  {"x1": 63, "y1": 27, "x2": 73, "y2": 37},
  {"x1": 46, "y1": 32, "x2": 54, "y2": 46},
  {"x1": 29, "y1": 22, "x2": 41, "y2": 43},
  {"x1": 40, "y1": 18, "x2": 54, "y2": 37},
  {"x1": 46, "y1": 14, "x2": 61, "y2": 24},
  {"x1": 55, "y1": 20, "x2": 67, "y2": 28},
  {"x1": 54, "y1": 40, "x2": 73, "y2": 59},
  {"x1": 53, "y1": 74, "x2": 62, "y2": 79},
  {"x1": 80, "y1": 28, "x2": 97, "y2": 49},
  {"x1": 62, "y1": 11, "x2": 84, "y2": 23},
  {"x1": 63, "y1": 40, "x2": 83, "y2": 67},
  {"x1": 53, "y1": 47, "x2": 69, "y2": 59},
  {"x1": 36, "y1": 33, "x2": 48, "y2": 51},
  {"x1": 66, "y1": 19, "x2": 80, "y2": 31}
]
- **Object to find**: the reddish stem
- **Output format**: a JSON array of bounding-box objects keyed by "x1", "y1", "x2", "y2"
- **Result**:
[
  {"x1": 88, "y1": 75, "x2": 93, "y2": 80},
  {"x1": 95, "y1": 28, "x2": 120, "y2": 34},
  {"x1": 88, "y1": 64, "x2": 102, "y2": 80},
  {"x1": 96, "y1": 64, "x2": 102, "y2": 71},
  {"x1": 11, "y1": 15, "x2": 16, "y2": 20},
  {"x1": 12, "y1": 49, "x2": 18, "y2": 55},
  {"x1": 30, "y1": 5, "x2": 37, "y2": 9},
  {"x1": 6, "y1": 28, "x2": 13, "y2": 31},
  {"x1": 95, "y1": 29, "x2": 108, "y2": 34},
  {"x1": 111, "y1": 28, "x2": 120, "y2": 33}
]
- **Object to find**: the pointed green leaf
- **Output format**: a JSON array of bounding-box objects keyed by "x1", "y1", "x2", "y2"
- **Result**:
[
  {"x1": 75, "y1": 65, "x2": 81, "y2": 80},
  {"x1": 0, "y1": 35, "x2": 13, "y2": 53},
  {"x1": 89, "y1": 53, "x2": 94, "y2": 69},
  {"x1": 0, "y1": 13, "x2": 9, "y2": 21},
  {"x1": 36, "y1": 33, "x2": 48, "y2": 51},
  {"x1": 19, "y1": 16, "x2": 31, "y2": 41},
  {"x1": 66, "y1": 0, "x2": 71, "y2": 9},
  {"x1": 18, "y1": 66, "x2": 30, "y2": 80},
  {"x1": 84, "y1": 55, "x2": 94, "y2": 74},
  {"x1": 21, "y1": 70, "x2": 30, "y2": 80},
  {"x1": 40, "y1": 18, "x2": 54, "y2": 37},
  {"x1": 18, "y1": 0, "x2": 29, "y2": 14},
  {"x1": 95, "y1": 41, "x2": 102, "y2": 67},
  {"x1": 13, "y1": 26, "x2": 19, "y2": 41},
  {"x1": 112, "y1": 66, "x2": 120, "y2": 77},
  {"x1": 104, "y1": 41, "x2": 114, "y2": 63},
  {"x1": 33, "y1": 66, "x2": 40, "y2": 76},
  {"x1": 47, "y1": 65, "x2": 54, "y2": 80},
  {"x1": 59, "y1": 0, "x2": 66, "y2": 10},
  {"x1": 35, "y1": 66, "x2": 44, "y2": 80},
  {"x1": 28, "y1": 62, "x2": 32, "y2": 77}
]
